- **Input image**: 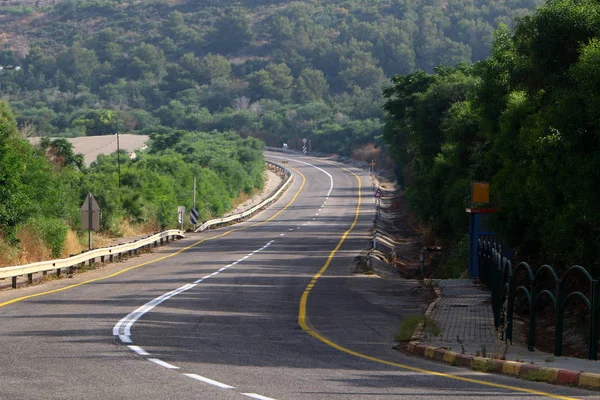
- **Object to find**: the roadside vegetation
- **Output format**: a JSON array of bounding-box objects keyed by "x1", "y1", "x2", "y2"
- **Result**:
[
  {"x1": 0, "y1": 101, "x2": 264, "y2": 266},
  {"x1": 383, "y1": 0, "x2": 600, "y2": 274},
  {"x1": 0, "y1": 0, "x2": 543, "y2": 156}
]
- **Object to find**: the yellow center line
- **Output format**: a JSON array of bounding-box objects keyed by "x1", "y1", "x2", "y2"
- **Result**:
[
  {"x1": 0, "y1": 165, "x2": 307, "y2": 308},
  {"x1": 297, "y1": 164, "x2": 579, "y2": 400}
]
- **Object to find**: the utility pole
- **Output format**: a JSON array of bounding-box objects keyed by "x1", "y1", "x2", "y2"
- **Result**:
[
  {"x1": 193, "y1": 176, "x2": 197, "y2": 210},
  {"x1": 116, "y1": 132, "x2": 121, "y2": 189}
]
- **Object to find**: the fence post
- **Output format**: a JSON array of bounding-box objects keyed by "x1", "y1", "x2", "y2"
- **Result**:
[
  {"x1": 589, "y1": 280, "x2": 599, "y2": 360},
  {"x1": 555, "y1": 280, "x2": 564, "y2": 356},
  {"x1": 528, "y1": 283, "x2": 537, "y2": 351},
  {"x1": 505, "y1": 262, "x2": 514, "y2": 343}
]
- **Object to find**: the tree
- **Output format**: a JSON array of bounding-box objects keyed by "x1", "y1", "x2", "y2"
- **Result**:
[
  {"x1": 207, "y1": 8, "x2": 254, "y2": 54},
  {"x1": 56, "y1": 43, "x2": 99, "y2": 88},
  {"x1": 295, "y1": 68, "x2": 328, "y2": 102}
]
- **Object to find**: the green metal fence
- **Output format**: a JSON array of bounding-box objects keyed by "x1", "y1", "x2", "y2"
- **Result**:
[{"x1": 478, "y1": 236, "x2": 600, "y2": 360}]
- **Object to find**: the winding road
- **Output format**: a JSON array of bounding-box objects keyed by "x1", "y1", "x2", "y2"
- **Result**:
[{"x1": 0, "y1": 153, "x2": 595, "y2": 400}]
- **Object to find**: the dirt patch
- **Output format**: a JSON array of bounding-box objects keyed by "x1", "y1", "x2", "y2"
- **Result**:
[{"x1": 224, "y1": 168, "x2": 283, "y2": 217}]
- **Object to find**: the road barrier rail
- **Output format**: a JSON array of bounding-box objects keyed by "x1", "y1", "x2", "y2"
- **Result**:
[
  {"x1": 0, "y1": 229, "x2": 184, "y2": 289},
  {"x1": 0, "y1": 160, "x2": 292, "y2": 288},
  {"x1": 195, "y1": 160, "x2": 292, "y2": 232},
  {"x1": 480, "y1": 236, "x2": 600, "y2": 360}
]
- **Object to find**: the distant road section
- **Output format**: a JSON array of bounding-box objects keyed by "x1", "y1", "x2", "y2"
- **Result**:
[{"x1": 28, "y1": 134, "x2": 149, "y2": 166}]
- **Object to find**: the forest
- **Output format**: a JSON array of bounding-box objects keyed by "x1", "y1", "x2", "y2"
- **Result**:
[
  {"x1": 383, "y1": 0, "x2": 600, "y2": 275},
  {"x1": 0, "y1": 100, "x2": 264, "y2": 266},
  {"x1": 0, "y1": 0, "x2": 542, "y2": 155}
]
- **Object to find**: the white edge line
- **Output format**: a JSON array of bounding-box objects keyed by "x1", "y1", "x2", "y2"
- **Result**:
[
  {"x1": 119, "y1": 335, "x2": 132, "y2": 343},
  {"x1": 148, "y1": 358, "x2": 179, "y2": 369},
  {"x1": 267, "y1": 155, "x2": 334, "y2": 197},
  {"x1": 242, "y1": 393, "x2": 278, "y2": 400},
  {"x1": 185, "y1": 373, "x2": 235, "y2": 389}
]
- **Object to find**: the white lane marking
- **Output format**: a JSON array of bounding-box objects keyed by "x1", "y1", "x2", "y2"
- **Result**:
[
  {"x1": 119, "y1": 335, "x2": 132, "y2": 343},
  {"x1": 312, "y1": 218, "x2": 316, "y2": 220},
  {"x1": 288, "y1": 228, "x2": 294, "y2": 231},
  {"x1": 316, "y1": 213, "x2": 319, "y2": 216},
  {"x1": 267, "y1": 155, "x2": 334, "y2": 197},
  {"x1": 128, "y1": 345, "x2": 150, "y2": 356},
  {"x1": 148, "y1": 358, "x2": 179, "y2": 369},
  {"x1": 242, "y1": 394, "x2": 278, "y2": 400},
  {"x1": 113, "y1": 240, "x2": 274, "y2": 339},
  {"x1": 280, "y1": 233, "x2": 285, "y2": 236},
  {"x1": 185, "y1": 373, "x2": 235, "y2": 389}
]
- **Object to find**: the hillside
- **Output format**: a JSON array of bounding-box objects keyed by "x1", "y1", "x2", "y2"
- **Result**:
[{"x1": 0, "y1": 0, "x2": 543, "y2": 156}]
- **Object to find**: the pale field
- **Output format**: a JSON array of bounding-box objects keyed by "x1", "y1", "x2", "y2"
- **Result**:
[{"x1": 28, "y1": 134, "x2": 149, "y2": 166}]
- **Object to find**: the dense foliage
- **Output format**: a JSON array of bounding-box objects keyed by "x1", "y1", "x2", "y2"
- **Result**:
[
  {"x1": 0, "y1": 101, "x2": 264, "y2": 257},
  {"x1": 0, "y1": 0, "x2": 542, "y2": 155},
  {"x1": 383, "y1": 0, "x2": 600, "y2": 272}
]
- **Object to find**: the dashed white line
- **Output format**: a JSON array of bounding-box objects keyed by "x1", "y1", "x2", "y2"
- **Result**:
[
  {"x1": 280, "y1": 233, "x2": 285, "y2": 236},
  {"x1": 128, "y1": 345, "x2": 150, "y2": 356},
  {"x1": 312, "y1": 218, "x2": 316, "y2": 220},
  {"x1": 316, "y1": 213, "x2": 319, "y2": 216},
  {"x1": 289, "y1": 228, "x2": 294, "y2": 231},
  {"x1": 185, "y1": 373, "x2": 235, "y2": 389},
  {"x1": 242, "y1": 393, "x2": 278, "y2": 400},
  {"x1": 114, "y1": 240, "x2": 275, "y2": 340},
  {"x1": 148, "y1": 358, "x2": 179, "y2": 369}
]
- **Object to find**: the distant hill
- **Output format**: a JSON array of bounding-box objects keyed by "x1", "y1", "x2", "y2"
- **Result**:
[{"x1": 0, "y1": 0, "x2": 543, "y2": 155}]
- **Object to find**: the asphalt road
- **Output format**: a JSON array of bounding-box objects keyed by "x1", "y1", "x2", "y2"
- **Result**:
[{"x1": 0, "y1": 153, "x2": 596, "y2": 400}]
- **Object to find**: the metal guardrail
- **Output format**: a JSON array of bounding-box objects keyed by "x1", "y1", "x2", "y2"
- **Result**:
[
  {"x1": 0, "y1": 161, "x2": 292, "y2": 288},
  {"x1": 0, "y1": 230, "x2": 184, "y2": 289},
  {"x1": 195, "y1": 160, "x2": 292, "y2": 232},
  {"x1": 264, "y1": 146, "x2": 301, "y2": 154},
  {"x1": 480, "y1": 236, "x2": 600, "y2": 360}
]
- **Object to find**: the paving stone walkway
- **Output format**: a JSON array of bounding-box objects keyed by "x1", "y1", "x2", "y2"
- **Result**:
[
  {"x1": 422, "y1": 279, "x2": 600, "y2": 375},
  {"x1": 427, "y1": 280, "x2": 495, "y2": 353}
]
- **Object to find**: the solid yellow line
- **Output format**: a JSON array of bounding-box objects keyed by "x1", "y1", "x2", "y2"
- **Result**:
[
  {"x1": 0, "y1": 167, "x2": 307, "y2": 309},
  {"x1": 297, "y1": 165, "x2": 578, "y2": 400}
]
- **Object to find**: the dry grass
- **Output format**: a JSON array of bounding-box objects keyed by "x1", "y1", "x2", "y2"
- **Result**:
[
  {"x1": 62, "y1": 229, "x2": 83, "y2": 257},
  {"x1": 15, "y1": 224, "x2": 52, "y2": 264},
  {"x1": 231, "y1": 189, "x2": 257, "y2": 209},
  {"x1": 0, "y1": 235, "x2": 18, "y2": 267}
]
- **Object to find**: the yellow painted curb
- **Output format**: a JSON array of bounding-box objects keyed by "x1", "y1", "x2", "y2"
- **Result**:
[
  {"x1": 502, "y1": 361, "x2": 523, "y2": 376},
  {"x1": 521, "y1": 368, "x2": 559, "y2": 383},
  {"x1": 578, "y1": 372, "x2": 600, "y2": 388},
  {"x1": 424, "y1": 346, "x2": 436, "y2": 359},
  {"x1": 443, "y1": 351, "x2": 457, "y2": 364}
]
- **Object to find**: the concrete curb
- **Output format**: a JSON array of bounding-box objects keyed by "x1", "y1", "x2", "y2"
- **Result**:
[
  {"x1": 404, "y1": 341, "x2": 598, "y2": 387},
  {"x1": 402, "y1": 280, "x2": 600, "y2": 389},
  {"x1": 410, "y1": 280, "x2": 442, "y2": 342}
]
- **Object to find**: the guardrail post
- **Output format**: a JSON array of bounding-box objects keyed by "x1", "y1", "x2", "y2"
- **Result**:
[
  {"x1": 160, "y1": 238, "x2": 164, "y2": 245},
  {"x1": 43, "y1": 271, "x2": 47, "y2": 277},
  {"x1": 56, "y1": 268, "x2": 61, "y2": 277},
  {"x1": 28, "y1": 273, "x2": 33, "y2": 284},
  {"x1": 101, "y1": 256, "x2": 105, "y2": 263},
  {"x1": 70, "y1": 265, "x2": 75, "y2": 275},
  {"x1": 12, "y1": 276, "x2": 17, "y2": 288}
]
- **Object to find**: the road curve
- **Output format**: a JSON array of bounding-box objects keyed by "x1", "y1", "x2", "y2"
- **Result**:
[{"x1": 0, "y1": 153, "x2": 596, "y2": 400}]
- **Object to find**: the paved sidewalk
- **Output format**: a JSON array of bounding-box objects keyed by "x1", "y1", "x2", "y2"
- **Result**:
[{"x1": 406, "y1": 279, "x2": 600, "y2": 388}]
